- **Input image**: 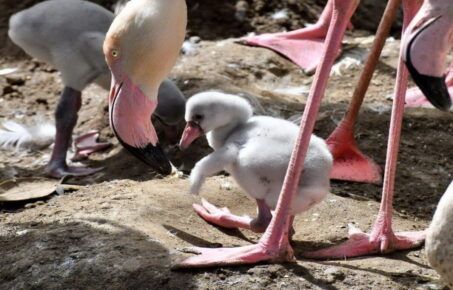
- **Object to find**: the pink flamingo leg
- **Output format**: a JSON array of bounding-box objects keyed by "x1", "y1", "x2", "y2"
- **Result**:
[
  {"x1": 304, "y1": 0, "x2": 427, "y2": 259},
  {"x1": 327, "y1": 0, "x2": 404, "y2": 184},
  {"x1": 175, "y1": 0, "x2": 359, "y2": 268},
  {"x1": 72, "y1": 130, "x2": 112, "y2": 161},
  {"x1": 240, "y1": 0, "x2": 337, "y2": 73}
]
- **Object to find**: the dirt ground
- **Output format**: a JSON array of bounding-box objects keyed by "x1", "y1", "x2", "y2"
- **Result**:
[{"x1": 1, "y1": 1, "x2": 452, "y2": 289}]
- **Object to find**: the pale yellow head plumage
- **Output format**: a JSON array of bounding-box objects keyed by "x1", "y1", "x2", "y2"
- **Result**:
[{"x1": 104, "y1": 0, "x2": 187, "y2": 98}]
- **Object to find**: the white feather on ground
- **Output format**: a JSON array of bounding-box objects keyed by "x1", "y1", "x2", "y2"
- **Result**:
[
  {"x1": 0, "y1": 120, "x2": 56, "y2": 151},
  {"x1": 331, "y1": 47, "x2": 368, "y2": 76},
  {"x1": 0, "y1": 67, "x2": 18, "y2": 76},
  {"x1": 271, "y1": 9, "x2": 289, "y2": 20}
]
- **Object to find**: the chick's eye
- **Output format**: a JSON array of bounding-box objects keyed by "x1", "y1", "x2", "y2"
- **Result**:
[{"x1": 194, "y1": 114, "x2": 203, "y2": 121}]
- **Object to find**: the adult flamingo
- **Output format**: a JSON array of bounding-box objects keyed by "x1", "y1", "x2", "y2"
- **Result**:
[
  {"x1": 103, "y1": 0, "x2": 187, "y2": 174},
  {"x1": 401, "y1": 0, "x2": 452, "y2": 111},
  {"x1": 8, "y1": 0, "x2": 187, "y2": 178},
  {"x1": 8, "y1": 0, "x2": 113, "y2": 178},
  {"x1": 176, "y1": 0, "x2": 451, "y2": 267}
]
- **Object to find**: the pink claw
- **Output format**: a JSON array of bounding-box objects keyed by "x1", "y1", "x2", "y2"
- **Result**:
[
  {"x1": 72, "y1": 130, "x2": 111, "y2": 161},
  {"x1": 303, "y1": 224, "x2": 426, "y2": 259},
  {"x1": 45, "y1": 163, "x2": 104, "y2": 179},
  {"x1": 175, "y1": 242, "x2": 294, "y2": 269},
  {"x1": 193, "y1": 198, "x2": 252, "y2": 230}
]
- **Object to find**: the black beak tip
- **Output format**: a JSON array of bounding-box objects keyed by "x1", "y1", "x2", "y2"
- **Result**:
[
  {"x1": 408, "y1": 69, "x2": 451, "y2": 111},
  {"x1": 404, "y1": 18, "x2": 451, "y2": 112},
  {"x1": 121, "y1": 142, "x2": 172, "y2": 175}
]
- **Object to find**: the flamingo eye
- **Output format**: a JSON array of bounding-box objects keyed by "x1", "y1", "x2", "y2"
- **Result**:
[{"x1": 111, "y1": 49, "x2": 119, "y2": 58}]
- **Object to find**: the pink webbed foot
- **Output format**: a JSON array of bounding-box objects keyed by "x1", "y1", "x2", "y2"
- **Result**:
[
  {"x1": 327, "y1": 121, "x2": 382, "y2": 184},
  {"x1": 238, "y1": 0, "x2": 350, "y2": 74},
  {"x1": 175, "y1": 241, "x2": 294, "y2": 269},
  {"x1": 45, "y1": 162, "x2": 104, "y2": 179},
  {"x1": 72, "y1": 130, "x2": 111, "y2": 161},
  {"x1": 193, "y1": 198, "x2": 253, "y2": 230},
  {"x1": 240, "y1": 30, "x2": 329, "y2": 73},
  {"x1": 303, "y1": 223, "x2": 426, "y2": 259}
]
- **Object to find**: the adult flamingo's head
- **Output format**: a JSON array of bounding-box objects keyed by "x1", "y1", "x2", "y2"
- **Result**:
[
  {"x1": 402, "y1": 3, "x2": 452, "y2": 111},
  {"x1": 103, "y1": 0, "x2": 187, "y2": 174}
]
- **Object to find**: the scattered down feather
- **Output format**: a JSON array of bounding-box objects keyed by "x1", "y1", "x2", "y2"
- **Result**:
[{"x1": 0, "y1": 120, "x2": 56, "y2": 151}]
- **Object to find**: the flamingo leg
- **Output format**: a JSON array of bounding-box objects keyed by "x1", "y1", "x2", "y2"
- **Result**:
[
  {"x1": 175, "y1": 0, "x2": 359, "y2": 268},
  {"x1": 327, "y1": 0, "x2": 403, "y2": 184},
  {"x1": 45, "y1": 86, "x2": 103, "y2": 178},
  {"x1": 239, "y1": 0, "x2": 337, "y2": 73},
  {"x1": 304, "y1": 0, "x2": 427, "y2": 259}
]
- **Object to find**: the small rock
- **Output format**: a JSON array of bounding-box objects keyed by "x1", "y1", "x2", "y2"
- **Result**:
[
  {"x1": 324, "y1": 267, "x2": 345, "y2": 283},
  {"x1": 42, "y1": 66, "x2": 57, "y2": 73},
  {"x1": 101, "y1": 204, "x2": 111, "y2": 210},
  {"x1": 9, "y1": 91, "x2": 21, "y2": 98},
  {"x1": 220, "y1": 180, "x2": 232, "y2": 190},
  {"x1": 36, "y1": 98, "x2": 48, "y2": 105},
  {"x1": 6, "y1": 76, "x2": 25, "y2": 86},
  {"x1": 2, "y1": 85, "x2": 15, "y2": 95},
  {"x1": 189, "y1": 36, "x2": 201, "y2": 43},
  {"x1": 235, "y1": 1, "x2": 249, "y2": 21},
  {"x1": 25, "y1": 203, "x2": 36, "y2": 209}
]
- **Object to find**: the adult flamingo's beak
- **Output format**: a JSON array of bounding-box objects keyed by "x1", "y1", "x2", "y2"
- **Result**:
[
  {"x1": 403, "y1": 16, "x2": 452, "y2": 111},
  {"x1": 179, "y1": 121, "x2": 203, "y2": 150},
  {"x1": 109, "y1": 75, "x2": 172, "y2": 174}
]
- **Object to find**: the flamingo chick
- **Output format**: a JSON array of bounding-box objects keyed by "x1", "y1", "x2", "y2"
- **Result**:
[
  {"x1": 179, "y1": 92, "x2": 333, "y2": 234},
  {"x1": 8, "y1": 0, "x2": 186, "y2": 178},
  {"x1": 426, "y1": 181, "x2": 453, "y2": 288}
]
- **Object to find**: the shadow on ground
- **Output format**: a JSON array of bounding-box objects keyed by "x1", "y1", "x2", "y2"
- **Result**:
[{"x1": 0, "y1": 219, "x2": 196, "y2": 289}]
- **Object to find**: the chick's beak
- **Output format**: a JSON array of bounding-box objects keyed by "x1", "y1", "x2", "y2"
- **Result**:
[{"x1": 179, "y1": 121, "x2": 203, "y2": 150}]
